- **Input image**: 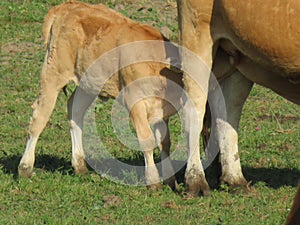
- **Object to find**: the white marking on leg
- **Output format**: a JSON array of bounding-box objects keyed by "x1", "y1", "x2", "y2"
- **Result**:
[
  {"x1": 217, "y1": 118, "x2": 245, "y2": 184},
  {"x1": 19, "y1": 136, "x2": 38, "y2": 174},
  {"x1": 140, "y1": 133, "x2": 161, "y2": 186},
  {"x1": 185, "y1": 101, "x2": 204, "y2": 174},
  {"x1": 68, "y1": 87, "x2": 95, "y2": 174},
  {"x1": 183, "y1": 100, "x2": 210, "y2": 196},
  {"x1": 70, "y1": 120, "x2": 86, "y2": 172},
  {"x1": 216, "y1": 71, "x2": 253, "y2": 186},
  {"x1": 144, "y1": 159, "x2": 161, "y2": 187},
  {"x1": 129, "y1": 102, "x2": 161, "y2": 187}
]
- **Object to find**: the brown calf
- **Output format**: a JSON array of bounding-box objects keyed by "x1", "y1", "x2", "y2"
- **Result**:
[{"x1": 18, "y1": 1, "x2": 183, "y2": 190}]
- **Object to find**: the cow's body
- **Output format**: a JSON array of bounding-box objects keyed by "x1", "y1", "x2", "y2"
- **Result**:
[
  {"x1": 18, "y1": 1, "x2": 183, "y2": 190},
  {"x1": 285, "y1": 183, "x2": 300, "y2": 225},
  {"x1": 177, "y1": 0, "x2": 300, "y2": 195}
]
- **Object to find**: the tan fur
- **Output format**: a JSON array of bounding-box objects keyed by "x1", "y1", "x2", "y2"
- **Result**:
[
  {"x1": 19, "y1": 1, "x2": 183, "y2": 190},
  {"x1": 285, "y1": 183, "x2": 300, "y2": 225},
  {"x1": 177, "y1": 0, "x2": 300, "y2": 195}
]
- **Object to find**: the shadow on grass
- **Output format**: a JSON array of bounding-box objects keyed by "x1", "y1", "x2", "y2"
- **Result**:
[
  {"x1": 243, "y1": 167, "x2": 300, "y2": 188},
  {"x1": 0, "y1": 154, "x2": 73, "y2": 178},
  {"x1": 0, "y1": 154, "x2": 299, "y2": 188}
]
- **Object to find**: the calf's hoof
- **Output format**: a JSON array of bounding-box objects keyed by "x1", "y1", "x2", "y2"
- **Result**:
[
  {"x1": 73, "y1": 159, "x2": 89, "y2": 175},
  {"x1": 18, "y1": 163, "x2": 33, "y2": 178},
  {"x1": 74, "y1": 166, "x2": 89, "y2": 175}
]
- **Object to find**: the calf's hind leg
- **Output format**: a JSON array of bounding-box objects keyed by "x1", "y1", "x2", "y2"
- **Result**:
[
  {"x1": 18, "y1": 69, "x2": 70, "y2": 178},
  {"x1": 67, "y1": 87, "x2": 96, "y2": 175},
  {"x1": 154, "y1": 119, "x2": 178, "y2": 191},
  {"x1": 130, "y1": 101, "x2": 161, "y2": 189}
]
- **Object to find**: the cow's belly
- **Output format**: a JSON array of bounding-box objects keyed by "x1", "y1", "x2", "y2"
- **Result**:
[
  {"x1": 213, "y1": 44, "x2": 300, "y2": 105},
  {"x1": 215, "y1": 0, "x2": 300, "y2": 77},
  {"x1": 236, "y1": 55, "x2": 300, "y2": 105}
]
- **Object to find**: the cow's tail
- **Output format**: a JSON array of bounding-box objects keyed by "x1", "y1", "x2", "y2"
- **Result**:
[{"x1": 42, "y1": 7, "x2": 59, "y2": 47}]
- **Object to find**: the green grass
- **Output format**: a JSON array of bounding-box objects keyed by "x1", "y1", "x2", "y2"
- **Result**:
[{"x1": 0, "y1": 0, "x2": 299, "y2": 224}]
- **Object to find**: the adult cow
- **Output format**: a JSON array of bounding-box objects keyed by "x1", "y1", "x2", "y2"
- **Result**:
[
  {"x1": 285, "y1": 183, "x2": 300, "y2": 225},
  {"x1": 177, "y1": 0, "x2": 300, "y2": 196}
]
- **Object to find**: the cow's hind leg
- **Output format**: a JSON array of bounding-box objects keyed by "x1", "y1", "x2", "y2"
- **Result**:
[
  {"x1": 154, "y1": 119, "x2": 178, "y2": 191},
  {"x1": 67, "y1": 87, "x2": 96, "y2": 175},
  {"x1": 18, "y1": 69, "x2": 70, "y2": 177},
  {"x1": 216, "y1": 70, "x2": 253, "y2": 188},
  {"x1": 130, "y1": 101, "x2": 161, "y2": 190}
]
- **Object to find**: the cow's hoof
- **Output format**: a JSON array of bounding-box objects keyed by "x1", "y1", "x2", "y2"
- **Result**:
[
  {"x1": 147, "y1": 183, "x2": 162, "y2": 191},
  {"x1": 18, "y1": 163, "x2": 33, "y2": 178},
  {"x1": 185, "y1": 171, "x2": 210, "y2": 197},
  {"x1": 220, "y1": 175, "x2": 249, "y2": 193},
  {"x1": 185, "y1": 182, "x2": 210, "y2": 197},
  {"x1": 221, "y1": 175, "x2": 248, "y2": 187}
]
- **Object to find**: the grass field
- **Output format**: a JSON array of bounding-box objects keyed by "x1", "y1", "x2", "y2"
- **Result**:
[{"x1": 0, "y1": 0, "x2": 299, "y2": 224}]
